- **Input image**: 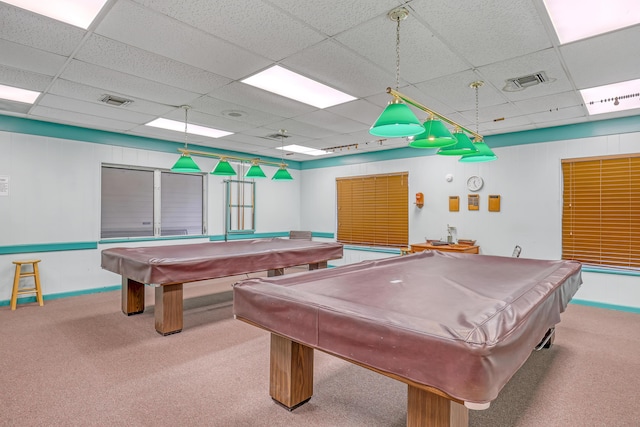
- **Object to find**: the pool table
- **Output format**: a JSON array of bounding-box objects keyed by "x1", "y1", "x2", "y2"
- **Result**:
[
  {"x1": 101, "y1": 238, "x2": 343, "y2": 335},
  {"x1": 233, "y1": 251, "x2": 582, "y2": 426}
]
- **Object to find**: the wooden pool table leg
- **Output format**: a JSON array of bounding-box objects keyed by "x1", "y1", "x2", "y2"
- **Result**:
[
  {"x1": 154, "y1": 283, "x2": 183, "y2": 335},
  {"x1": 407, "y1": 385, "x2": 468, "y2": 427},
  {"x1": 267, "y1": 268, "x2": 285, "y2": 277},
  {"x1": 269, "y1": 333, "x2": 314, "y2": 410},
  {"x1": 121, "y1": 277, "x2": 145, "y2": 315},
  {"x1": 308, "y1": 261, "x2": 327, "y2": 270}
]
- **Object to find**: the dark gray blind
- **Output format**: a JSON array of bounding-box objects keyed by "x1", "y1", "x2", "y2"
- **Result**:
[
  {"x1": 161, "y1": 172, "x2": 203, "y2": 236},
  {"x1": 101, "y1": 167, "x2": 153, "y2": 238}
]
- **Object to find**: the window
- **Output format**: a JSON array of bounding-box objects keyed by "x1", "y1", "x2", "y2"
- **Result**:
[
  {"x1": 101, "y1": 165, "x2": 204, "y2": 239},
  {"x1": 336, "y1": 172, "x2": 408, "y2": 247},
  {"x1": 226, "y1": 179, "x2": 255, "y2": 233},
  {"x1": 562, "y1": 154, "x2": 640, "y2": 269}
]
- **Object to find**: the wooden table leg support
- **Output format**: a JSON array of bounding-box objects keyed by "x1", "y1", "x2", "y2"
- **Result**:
[
  {"x1": 155, "y1": 283, "x2": 183, "y2": 335},
  {"x1": 121, "y1": 277, "x2": 145, "y2": 315},
  {"x1": 407, "y1": 385, "x2": 468, "y2": 427},
  {"x1": 269, "y1": 333, "x2": 314, "y2": 410}
]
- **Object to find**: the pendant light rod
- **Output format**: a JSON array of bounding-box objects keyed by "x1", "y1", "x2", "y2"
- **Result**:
[
  {"x1": 177, "y1": 147, "x2": 286, "y2": 168},
  {"x1": 386, "y1": 87, "x2": 483, "y2": 141}
]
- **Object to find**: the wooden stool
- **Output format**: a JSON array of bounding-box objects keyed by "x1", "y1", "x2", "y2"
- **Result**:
[{"x1": 10, "y1": 259, "x2": 44, "y2": 310}]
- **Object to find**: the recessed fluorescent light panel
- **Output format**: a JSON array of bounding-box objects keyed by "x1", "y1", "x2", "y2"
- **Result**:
[
  {"x1": 0, "y1": 84, "x2": 41, "y2": 104},
  {"x1": 241, "y1": 65, "x2": 356, "y2": 109},
  {"x1": 580, "y1": 78, "x2": 640, "y2": 115},
  {"x1": 276, "y1": 144, "x2": 330, "y2": 157},
  {"x1": 3, "y1": 0, "x2": 109, "y2": 29},
  {"x1": 543, "y1": 0, "x2": 640, "y2": 44},
  {"x1": 146, "y1": 118, "x2": 234, "y2": 139}
]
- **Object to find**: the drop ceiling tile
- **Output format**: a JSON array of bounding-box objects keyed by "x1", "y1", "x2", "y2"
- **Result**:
[
  {"x1": 38, "y1": 94, "x2": 155, "y2": 124},
  {"x1": 410, "y1": 0, "x2": 552, "y2": 67},
  {"x1": 47, "y1": 79, "x2": 175, "y2": 116},
  {"x1": 513, "y1": 91, "x2": 584, "y2": 116},
  {"x1": 59, "y1": 60, "x2": 200, "y2": 106},
  {"x1": 167, "y1": 109, "x2": 252, "y2": 133},
  {"x1": 74, "y1": 35, "x2": 232, "y2": 94},
  {"x1": 335, "y1": 14, "x2": 468, "y2": 85},
  {"x1": 0, "y1": 2, "x2": 86, "y2": 55},
  {"x1": 263, "y1": 118, "x2": 339, "y2": 139},
  {"x1": 267, "y1": 0, "x2": 400, "y2": 36},
  {"x1": 527, "y1": 105, "x2": 587, "y2": 125},
  {"x1": 560, "y1": 26, "x2": 640, "y2": 89},
  {"x1": 477, "y1": 49, "x2": 573, "y2": 102},
  {"x1": 30, "y1": 105, "x2": 139, "y2": 132},
  {"x1": 415, "y1": 70, "x2": 507, "y2": 112},
  {"x1": 207, "y1": 82, "x2": 316, "y2": 119},
  {"x1": 293, "y1": 110, "x2": 366, "y2": 134},
  {"x1": 94, "y1": 0, "x2": 271, "y2": 80},
  {"x1": 0, "y1": 99, "x2": 32, "y2": 115},
  {"x1": 0, "y1": 64, "x2": 53, "y2": 91},
  {"x1": 281, "y1": 39, "x2": 395, "y2": 98},
  {"x1": 326, "y1": 99, "x2": 384, "y2": 126},
  {"x1": 0, "y1": 39, "x2": 67, "y2": 76},
  {"x1": 135, "y1": 0, "x2": 325, "y2": 61},
  {"x1": 188, "y1": 96, "x2": 287, "y2": 127}
]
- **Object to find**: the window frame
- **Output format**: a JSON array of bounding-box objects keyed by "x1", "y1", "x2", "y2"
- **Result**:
[
  {"x1": 225, "y1": 178, "x2": 256, "y2": 235},
  {"x1": 100, "y1": 164, "x2": 206, "y2": 239}
]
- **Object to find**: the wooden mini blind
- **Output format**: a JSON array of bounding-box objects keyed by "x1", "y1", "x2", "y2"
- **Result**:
[
  {"x1": 336, "y1": 172, "x2": 408, "y2": 247},
  {"x1": 562, "y1": 154, "x2": 640, "y2": 269}
]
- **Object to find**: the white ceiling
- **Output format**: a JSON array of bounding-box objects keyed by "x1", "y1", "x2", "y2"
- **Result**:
[{"x1": 1, "y1": 0, "x2": 639, "y2": 162}]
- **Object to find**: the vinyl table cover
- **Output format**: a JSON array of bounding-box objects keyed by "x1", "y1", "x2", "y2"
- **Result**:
[
  {"x1": 233, "y1": 251, "x2": 582, "y2": 405},
  {"x1": 101, "y1": 238, "x2": 343, "y2": 284}
]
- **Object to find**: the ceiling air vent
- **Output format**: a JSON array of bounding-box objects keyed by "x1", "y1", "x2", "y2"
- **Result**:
[
  {"x1": 503, "y1": 71, "x2": 553, "y2": 92},
  {"x1": 263, "y1": 132, "x2": 290, "y2": 140},
  {"x1": 99, "y1": 94, "x2": 133, "y2": 107}
]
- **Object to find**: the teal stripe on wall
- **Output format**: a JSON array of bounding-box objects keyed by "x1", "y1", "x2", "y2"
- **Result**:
[
  {"x1": 582, "y1": 266, "x2": 640, "y2": 277},
  {"x1": 0, "y1": 285, "x2": 121, "y2": 307},
  {"x1": 0, "y1": 241, "x2": 97, "y2": 255},
  {"x1": 300, "y1": 115, "x2": 640, "y2": 170},
  {"x1": 3, "y1": 110, "x2": 639, "y2": 172},
  {"x1": 0, "y1": 115, "x2": 300, "y2": 169}
]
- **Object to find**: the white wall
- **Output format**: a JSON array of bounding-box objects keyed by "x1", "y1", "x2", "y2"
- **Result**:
[
  {"x1": 2, "y1": 128, "x2": 639, "y2": 309},
  {"x1": 0, "y1": 131, "x2": 301, "y2": 301},
  {"x1": 300, "y1": 131, "x2": 640, "y2": 309}
]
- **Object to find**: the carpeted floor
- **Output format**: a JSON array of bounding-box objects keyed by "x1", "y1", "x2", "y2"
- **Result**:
[{"x1": 2, "y1": 271, "x2": 639, "y2": 426}]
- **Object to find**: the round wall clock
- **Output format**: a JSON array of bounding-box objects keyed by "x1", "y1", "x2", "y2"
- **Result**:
[{"x1": 466, "y1": 175, "x2": 484, "y2": 192}]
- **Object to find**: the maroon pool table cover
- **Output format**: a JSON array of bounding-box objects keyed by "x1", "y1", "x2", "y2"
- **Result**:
[
  {"x1": 232, "y1": 251, "x2": 582, "y2": 405},
  {"x1": 101, "y1": 238, "x2": 343, "y2": 284}
]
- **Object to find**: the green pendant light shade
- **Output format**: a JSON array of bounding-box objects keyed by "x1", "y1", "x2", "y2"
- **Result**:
[
  {"x1": 272, "y1": 166, "x2": 293, "y2": 180},
  {"x1": 459, "y1": 140, "x2": 497, "y2": 162},
  {"x1": 370, "y1": 97, "x2": 424, "y2": 138},
  {"x1": 408, "y1": 117, "x2": 457, "y2": 148},
  {"x1": 171, "y1": 154, "x2": 202, "y2": 173},
  {"x1": 245, "y1": 163, "x2": 267, "y2": 178},
  {"x1": 437, "y1": 130, "x2": 478, "y2": 156},
  {"x1": 211, "y1": 159, "x2": 237, "y2": 176}
]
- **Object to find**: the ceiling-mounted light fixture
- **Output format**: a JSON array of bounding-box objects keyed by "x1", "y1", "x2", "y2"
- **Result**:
[
  {"x1": 436, "y1": 128, "x2": 478, "y2": 156},
  {"x1": 408, "y1": 115, "x2": 457, "y2": 148},
  {"x1": 369, "y1": 7, "x2": 424, "y2": 138},
  {"x1": 211, "y1": 157, "x2": 237, "y2": 176},
  {"x1": 171, "y1": 105, "x2": 202, "y2": 173},
  {"x1": 272, "y1": 130, "x2": 293, "y2": 181},
  {"x1": 459, "y1": 81, "x2": 497, "y2": 163},
  {"x1": 245, "y1": 160, "x2": 267, "y2": 179}
]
